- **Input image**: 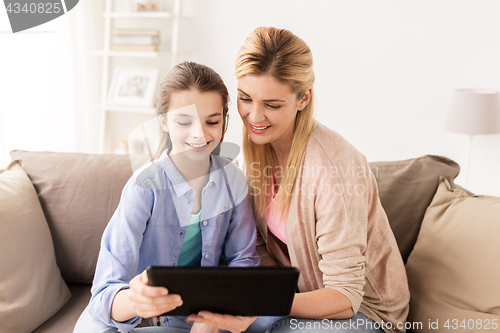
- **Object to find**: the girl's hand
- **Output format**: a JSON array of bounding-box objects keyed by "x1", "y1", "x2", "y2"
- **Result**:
[
  {"x1": 187, "y1": 311, "x2": 257, "y2": 333},
  {"x1": 128, "y1": 270, "x2": 183, "y2": 319}
]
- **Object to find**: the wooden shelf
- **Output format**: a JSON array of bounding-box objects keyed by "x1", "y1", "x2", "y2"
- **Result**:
[
  {"x1": 98, "y1": 0, "x2": 183, "y2": 153},
  {"x1": 90, "y1": 50, "x2": 170, "y2": 58},
  {"x1": 94, "y1": 104, "x2": 156, "y2": 115},
  {"x1": 103, "y1": 12, "x2": 173, "y2": 19}
]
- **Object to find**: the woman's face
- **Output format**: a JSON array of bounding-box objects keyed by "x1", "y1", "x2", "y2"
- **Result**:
[
  {"x1": 161, "y1": 89, "x2": 224, "y2": 161},
  {"x1": 237, "y1": 74, "x2": 310, "y2": 149}
]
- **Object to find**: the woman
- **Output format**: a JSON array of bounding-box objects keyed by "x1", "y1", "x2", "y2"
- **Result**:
[{"x1": 188, "y1": 27, "x2": 410, "y2": 333}]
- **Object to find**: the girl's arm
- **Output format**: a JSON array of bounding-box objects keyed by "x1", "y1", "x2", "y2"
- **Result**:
[
  {"x1": 223, "y1": 194, "x2": 260, "y2": 266},
  {"x1": 88, "y1": 176, "x2": 181, "y2": 331},
  {"x1": 111, "y1": 270, "x2": 183, "y2": 322},
  {"x1": 222, "y1": 165, "x2": 260, "y2": 267}
]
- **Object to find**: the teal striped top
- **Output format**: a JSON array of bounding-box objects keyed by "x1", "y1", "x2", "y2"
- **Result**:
[{"x1": 177, "y1": 210, "x2": 202, "y2": 266}]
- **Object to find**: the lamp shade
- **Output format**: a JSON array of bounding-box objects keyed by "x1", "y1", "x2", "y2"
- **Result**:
[{"x1": 445, "y1": 89, "x2": 500, "y2": 135}]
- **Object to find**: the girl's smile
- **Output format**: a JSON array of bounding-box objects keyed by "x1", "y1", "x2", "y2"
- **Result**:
[
  {"x1": 160, "y1": 89, "x2": 224, "y2": 161},
  {"x1": 185, "y1": 141, "x2": 209, "y2": 150}
]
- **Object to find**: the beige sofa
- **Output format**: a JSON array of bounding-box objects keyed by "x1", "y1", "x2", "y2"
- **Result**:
[{"x1": 1, "y1": 151, "x2": 499, "y2": 333}]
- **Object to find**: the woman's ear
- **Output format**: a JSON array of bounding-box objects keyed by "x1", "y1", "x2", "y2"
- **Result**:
[
  {"x1": 298, "y1": 86, "x2": 312, "y2": 111},
  {"x1": 160, "y1": 114, "x2": 169, "y2": 133}
]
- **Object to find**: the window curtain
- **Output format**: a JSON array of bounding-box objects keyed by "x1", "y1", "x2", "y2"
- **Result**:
[{"x1": 0, "y1": 1, "x2": 103, "y2": 168}]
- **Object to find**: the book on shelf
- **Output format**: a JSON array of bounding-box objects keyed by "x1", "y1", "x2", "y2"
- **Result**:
[
  {"x1": 133, "y1": 0, "x2": 160, "y2": 12},
  {"x1": 115, "y1": 28, "x2": 159, "y2": 36},
  {"x1": 111, "y1": 44, "x2": 159, "y2": 52},
  {"x1": 113, "y1": 35, "x2": 160, "y2": 45}
]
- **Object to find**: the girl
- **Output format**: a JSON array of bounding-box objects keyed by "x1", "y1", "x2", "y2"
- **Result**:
[
  {"x1": 74, "y1": 61, "x2": 260, "y2": 333},
  {"x1": 188, "y1": 27, "x2": 410, "y2": 333}
]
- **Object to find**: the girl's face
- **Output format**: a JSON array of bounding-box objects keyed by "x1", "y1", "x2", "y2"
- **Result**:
[
  {"x1": 237, "y1": 74, "x2": 310, "y2": 149},
  {"x1": 161, "y1": 89, "x2": 224, "y2": 161}
]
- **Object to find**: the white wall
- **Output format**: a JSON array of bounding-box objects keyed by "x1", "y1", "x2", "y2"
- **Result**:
[
  {"x1": 0, "y1": 0, "x2": 103, "y2": 168},
  {"x1": 189, "y1": 0, "x2": 500, "y2": 196},
  {"x1": 1, "y1": 1, "x2": 499, "y2": 196},
  {"x1": 0, "y1": 6, "x2": 76, "y2": 166}
]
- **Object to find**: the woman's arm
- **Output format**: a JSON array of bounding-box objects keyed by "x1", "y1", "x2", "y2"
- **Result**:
[
  {"x1": 308, "y1": 153, "x2": 373, "y2": 318},
  {"x1": 290, "y1": 288, "x2": 354, "y2": 319},
  {"x1": 288, "y1": 151, "x2": 371, "y2": 319},
  {"x1": 187, "y1": 312, "x2": 257, "y2": 333}
]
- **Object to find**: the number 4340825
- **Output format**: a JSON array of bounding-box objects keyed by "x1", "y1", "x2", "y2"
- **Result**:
[
  {"x1": 444, "y1": 319, "x2": 498, "y2": 330},
  {"x1": 6, "y1": 3, "x2": 62, "y2": 14}
]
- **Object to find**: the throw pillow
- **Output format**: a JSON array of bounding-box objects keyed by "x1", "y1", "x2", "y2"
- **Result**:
[
  {"x1": 0, "y1": 161, "x2": 71, "y2": 333},
  {"x1": 9, "y1": 150, "x2": 138, "y2": 284},
  {"x1": 369, "y1": 155, "x2": 460, "y2": 263},
  {"x1": 406, "y1": 177, "x2": 500, "y2": 332}
]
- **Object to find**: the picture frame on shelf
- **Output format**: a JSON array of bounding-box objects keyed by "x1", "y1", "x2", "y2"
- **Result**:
[
  {"x1": 108, "y1": 67, "x2": 159, "y2": 107},
  {"x1": 132, "y1": 0, "x2": 160, "y2": 12}
]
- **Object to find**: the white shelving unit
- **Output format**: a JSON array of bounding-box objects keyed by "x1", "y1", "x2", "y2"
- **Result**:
[
  {"x1": 94, "y1": 0, "x2": 183, "y2": 153},
  {"x1": 104, "y1": 12, "x2": 173, "y2": 18}
]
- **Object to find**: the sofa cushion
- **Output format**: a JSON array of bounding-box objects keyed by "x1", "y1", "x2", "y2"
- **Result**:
[
  {"x1": 369, "y1": 155, "x2": 460, "y2": 263},
  {"x1": 0, "y1": 161, "x2": 71, "y2": 333},
  {"x1": 406, "y1": 177, "x2": 500, "y2": 332},
  {"x1": 32, "y1": 284, "x2": 155, "y2": 332},
  {"x1": 32, "y1": 285, "x2": 91, "y2": 333},
  {"x1": 9, "y1": 150, "x2": 136, "y2": 284}
]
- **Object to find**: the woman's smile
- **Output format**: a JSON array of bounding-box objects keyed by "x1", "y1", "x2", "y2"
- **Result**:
[{"x1": 249, "y1": 124, "x2": 272, "y2": 133}]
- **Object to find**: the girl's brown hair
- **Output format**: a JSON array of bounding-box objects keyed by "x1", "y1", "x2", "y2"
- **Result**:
[
  {"x1": 153, "y1": 61, "x2": 230, "y2": 159},
  {"x1": 235, "y1": 27, "x2": 315, "y2": 221}
]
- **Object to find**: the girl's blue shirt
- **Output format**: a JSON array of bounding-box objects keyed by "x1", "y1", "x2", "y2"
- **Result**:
[{"x1": 88, "y1": 152, "x2": 260, "y2": 332}]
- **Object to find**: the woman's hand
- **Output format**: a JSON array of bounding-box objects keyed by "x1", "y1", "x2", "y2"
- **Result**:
[
  {"x1": 189, "y1": 322, "x2": 221, "y2": 333},
  {"x1": 187, "y1": 311, "x2": 257, "y2": 333},
  {"x1": 111, "y1": 270, "x2": 183, "y2": 322}
]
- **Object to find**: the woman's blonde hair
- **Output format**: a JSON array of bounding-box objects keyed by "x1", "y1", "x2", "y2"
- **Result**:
[
  {"x1": 153, "y1": 61, "x2": 230, "y2": 160},
  {"x1": 235, "y1": 27, "x2": 315, "y2": 221}
]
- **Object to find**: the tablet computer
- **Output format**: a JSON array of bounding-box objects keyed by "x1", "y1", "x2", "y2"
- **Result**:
[{"x1": 147, "y1": 266, "x2": 300, "y2": 316}]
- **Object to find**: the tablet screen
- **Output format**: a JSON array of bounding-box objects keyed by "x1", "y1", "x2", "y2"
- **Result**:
[{"x1": 147, "y1": 266, "x2": 300, "y2": 316}]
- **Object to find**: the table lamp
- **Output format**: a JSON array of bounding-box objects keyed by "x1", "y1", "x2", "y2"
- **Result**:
[{"x1": 445, "y1": 89, "x2": 500, "y2": 188}]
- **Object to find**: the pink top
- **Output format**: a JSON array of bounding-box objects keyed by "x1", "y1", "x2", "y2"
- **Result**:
[{"x1": 266, "y1": 178, "x2": 288, "y2": 244}]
